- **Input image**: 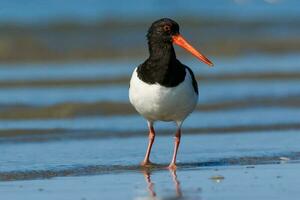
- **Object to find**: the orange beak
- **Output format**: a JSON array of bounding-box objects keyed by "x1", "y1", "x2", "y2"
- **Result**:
[{"x1": 172, "y1": 34, "x2": 213, "y2": 67}]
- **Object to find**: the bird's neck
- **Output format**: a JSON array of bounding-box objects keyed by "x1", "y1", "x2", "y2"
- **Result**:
[
  {"x1": 148, "y1": 41, "x2": 176, "y2": 67},
  {"x1": 137, "y1": 40, "x2": 186, "y2": 87}
]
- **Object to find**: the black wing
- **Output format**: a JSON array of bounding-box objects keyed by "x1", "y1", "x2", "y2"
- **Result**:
[{"x1": 185, "y1": 66, "x2": 198, "y2": 94}]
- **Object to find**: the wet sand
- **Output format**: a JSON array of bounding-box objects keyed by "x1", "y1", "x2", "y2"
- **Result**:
[
  {"x1": 1, "y1": 131, "x2": 300, "y2": 200},
  {"x1": 2, "y1": 163, "x2": 300, "y2": 200}
]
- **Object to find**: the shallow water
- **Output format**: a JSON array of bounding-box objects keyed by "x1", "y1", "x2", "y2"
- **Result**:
[
  {"x1": 2, "y1": 163, "x2": 300, "y2": 200},
  {"x1": 1, "y1": 130, "x2": 300, "y2": 173},
  {"x1": 0, "y1": 108, "x2": 299, "y2": 132},
  {"x1": 1, "y1": 53, "x2": 300, "y2": 199},
  {"x1": 1, "y1": 80, "x2": 300, "y2": 106},
  {"x1": 1, "y1": 54, "x2": 300, "y2": 81},
  {"x1": 1, "y1": 131, "x2": 300, "y2": 200}
]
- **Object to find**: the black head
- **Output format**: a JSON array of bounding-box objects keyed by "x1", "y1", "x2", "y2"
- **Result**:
[
  {"x1": 147, "y1": 18, "x2": 180, "y2": 43},
  {"x1": 146, "y1": 18, "x2": 214, "y2": 66}
]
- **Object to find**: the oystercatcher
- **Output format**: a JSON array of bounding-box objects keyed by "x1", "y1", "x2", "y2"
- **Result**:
[{"x1": 129, "y1": 18, "x2": 213, "y2": 169}]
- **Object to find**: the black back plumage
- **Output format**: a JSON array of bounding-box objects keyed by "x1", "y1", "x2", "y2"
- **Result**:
[{"x1": 136, "y1": 18, "x2": 198, "y2": 94}]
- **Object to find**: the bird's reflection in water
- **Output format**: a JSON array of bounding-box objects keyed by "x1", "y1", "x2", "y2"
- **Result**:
[
  {"x1": 143, "y1": 170, "x2": 157, "y2": 198},
  {"x1": 142, "y1": 169, "x2": 183, "y2": 199},
  {"x1": 172, "y1": 170, "x2": 183, "y2": 197}
]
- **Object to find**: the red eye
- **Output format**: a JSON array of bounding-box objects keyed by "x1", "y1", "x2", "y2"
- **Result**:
[{"x1": 163, "y1": 25, "x2": 171, "y2": 32}]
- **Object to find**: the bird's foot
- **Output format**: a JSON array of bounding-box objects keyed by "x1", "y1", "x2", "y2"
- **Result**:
[
  {"x1": 168, "y1": 163, "x2": 177, "y2": 170},
  {"x1": 140, "y1": 160, "x2": 156, "y2": 167}
]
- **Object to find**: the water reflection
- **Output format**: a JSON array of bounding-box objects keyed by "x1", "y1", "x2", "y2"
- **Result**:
[
  {"x1": 141, "y1": 169, "x2": 183, "y2": 199},
  {"x1": 170, "y1": 170, "x2": 183, "y2": 198},
  {"x1": 143, "y1": 170, "x2": 156, "y2": 198}
]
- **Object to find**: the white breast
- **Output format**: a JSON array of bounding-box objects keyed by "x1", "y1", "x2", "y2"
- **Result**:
[{"x1": 129, "y1": 68, "x2": 198, "y2": 123}]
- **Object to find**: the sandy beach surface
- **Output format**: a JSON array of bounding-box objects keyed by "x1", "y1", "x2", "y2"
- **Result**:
[{"x1": 1, "y1": 131, "x2": 300, "y2": 200}]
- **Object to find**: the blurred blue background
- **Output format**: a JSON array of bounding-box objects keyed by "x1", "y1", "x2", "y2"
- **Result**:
[
  {"x1": 1, "y1": 0, "x2": 300, "y2": 61},
  {"x1": 0, "y1": 0, "x2": 300, "y2": 167},
  {"x1": 1, "y1": 0, "x2": 300, "y2": 23}
]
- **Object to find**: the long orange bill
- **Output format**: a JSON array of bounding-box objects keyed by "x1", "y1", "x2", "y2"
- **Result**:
[{"x1": 172, "y1": 34, "x2": 213, "y2": 67}]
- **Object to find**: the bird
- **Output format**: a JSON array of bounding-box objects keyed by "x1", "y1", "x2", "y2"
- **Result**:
[{"x1": 129, "y1": 18, "x2": 213, "y2": 170}]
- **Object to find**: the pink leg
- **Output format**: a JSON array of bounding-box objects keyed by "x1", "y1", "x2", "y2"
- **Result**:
[
  {"x1": 141, "y1": 122, "x2": 155, "y2": 166},
  {"x1": 168, "y1": 128, "x2": 181, "y2": 169}
]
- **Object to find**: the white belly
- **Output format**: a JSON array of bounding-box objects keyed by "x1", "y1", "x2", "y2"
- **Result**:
[{"x1": 129, "y1": 68, "x2": 198, "y2": 123}]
